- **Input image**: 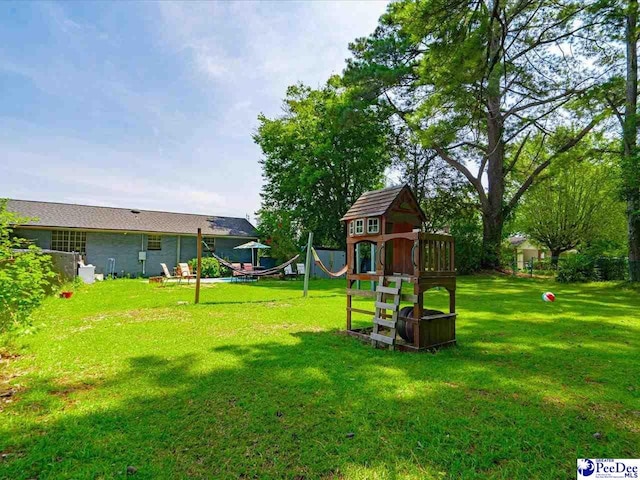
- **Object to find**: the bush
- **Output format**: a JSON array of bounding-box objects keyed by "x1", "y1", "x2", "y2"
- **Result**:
[
  {"x1": 594, "y1": 257, "x2": 628, "y2": 281},
  {"x1": 556, "y1": 255, "x2": 596, "y2": 283},
  {"x1": 450, "y1": 219, "x2": 482, "y2": 275},
  {"x1": 0, "y1": 247, "x2": 56, "y2": 332},
  {"x1": 187, "y1": 257, "x2": 230, "y2": 278},
  {"x1": 1, "y1": 198, "x2": 56, "y2": 333}
]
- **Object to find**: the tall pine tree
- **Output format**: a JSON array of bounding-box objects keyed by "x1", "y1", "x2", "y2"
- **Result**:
[{"x1": 345, "y1": 0, "x2": 609, "y2": 267}]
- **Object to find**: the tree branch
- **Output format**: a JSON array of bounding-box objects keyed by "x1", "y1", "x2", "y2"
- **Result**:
[
  {"x1": 505, "y1": 116, "x2": 601, "y2": 215},
  {"x1": 433, "y1": 146, "x2": 489, "y2": 210},
  {"x1": 504, "y1": 131, "x2": 531, "y2": 175},
  {"x1": 504, "y1": 88, "x2": 585, "y2": 118}
]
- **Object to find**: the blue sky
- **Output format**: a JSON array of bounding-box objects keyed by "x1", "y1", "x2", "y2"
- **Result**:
[{"x1": 0, "y1": 1, "x2": 387, "y2": 221}]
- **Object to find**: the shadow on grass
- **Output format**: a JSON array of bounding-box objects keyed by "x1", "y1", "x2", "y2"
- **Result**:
[
  {"x1": 1, "y1": 318, "x2": 638, "y2": 479},
  {"x1": 1, "y1": 276, "x2": 638, "y2": 478}
]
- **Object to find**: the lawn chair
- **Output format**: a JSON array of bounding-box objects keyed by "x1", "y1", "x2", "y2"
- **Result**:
[
  {"x1": 232, "y1": 263, "x2": 244, "y2": 282},
  {"x1": 283, "y1": 264, "x2": 296, "y2": 280},
  {"x1": 296, "y1": 263, "x2": 306, "y2": 279},
  {"x1": 177, "y1": 263, "x2": 197, "y2": 284},
  {"x1": 160, "y1": 263, "x2": 180, "y2": 285},
  {"x1": 242, "y1": 263, "x2": 255, "y2": 280}
]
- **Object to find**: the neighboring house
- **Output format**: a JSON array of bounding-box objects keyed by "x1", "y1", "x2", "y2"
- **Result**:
[
  {"x1": 508, "y1": 235, "x2": 551, "y2": 270},
  {"x1": 8, "y1": 199, "x2": 257, "y2": 277}
]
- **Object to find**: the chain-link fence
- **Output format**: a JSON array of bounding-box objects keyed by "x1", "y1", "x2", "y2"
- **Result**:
[{"x1": 523, "y1": 256, "x2": 634, "y2": 282}]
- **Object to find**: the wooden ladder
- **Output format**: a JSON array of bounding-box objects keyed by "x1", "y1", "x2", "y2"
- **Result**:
[{"x1": 371, "y1": 276, "x2": 402, "y2": 350}]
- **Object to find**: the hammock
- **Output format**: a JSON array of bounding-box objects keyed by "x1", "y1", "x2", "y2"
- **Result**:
[
  {"x1": 211, "y1": 252, "x2": 300, "y2": 277},
  {"x1": 311, "y1": 248, "x2": 348, "y2": 277}
]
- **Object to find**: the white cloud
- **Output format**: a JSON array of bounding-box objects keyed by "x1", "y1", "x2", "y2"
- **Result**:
[
  {"x1": 0, "y1": 0, "x2": 389, "y2": 223},
  {"x1": 3, "y1": 142, "x2": 229, "y2": 215}
]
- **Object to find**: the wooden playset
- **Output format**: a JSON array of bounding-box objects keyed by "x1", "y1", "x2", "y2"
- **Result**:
[{"x1": 341, "y1": 185, "x2": 457, "y2": 352}]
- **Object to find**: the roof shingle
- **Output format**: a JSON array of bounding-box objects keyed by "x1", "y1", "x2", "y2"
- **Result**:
[
  {"x1": 340, "y1": 184, "x2": 426, "y2": 222},
  {"x1": 7, "y1": 199, "x2": 257, "y2": 237}
]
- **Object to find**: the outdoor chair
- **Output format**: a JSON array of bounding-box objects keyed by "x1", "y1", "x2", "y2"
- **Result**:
[
  {"x1": 283, "y1": 264, "x2": 296, "y2": 280},
  {"x1": 160, "y1": 263, "x2": 180, "y2": 285},
  {"x1": 232, "y1": 263, "x2": 244, "y2": 282},
  {"x1": 296, "y1": 263, "x2": 306, "y2": 279},
  {"x1": 177, "y1": 263, "x2": 197, "y2": 284},
  {"x1": 242, "y1": 263, "x2": 255, "y2": 280}
]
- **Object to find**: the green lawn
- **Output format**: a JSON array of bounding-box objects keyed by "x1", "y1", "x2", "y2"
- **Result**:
[{"x1": 1, "y1": 276, "x2": 638, "y2": 479}]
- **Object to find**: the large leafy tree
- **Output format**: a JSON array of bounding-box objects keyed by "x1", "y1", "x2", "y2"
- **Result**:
[
  {"x1": 516, "y1": 142, "x2": 626, "y2": 264},
  {"x1": 587, "y1": 0, "x2": 640, "y2": 280},
  {"x1": 391, "y1": 126, "x2": 475, "y2": 233},
  {"x1": 623, "y1": 0, "x2": 640, "y2": 281},
  {"x1": 254, "y1": 80, "x2": 392, "y2": 250},
  {"x1": 345, "y1": 0, "x2": 609, "y2": 268}
]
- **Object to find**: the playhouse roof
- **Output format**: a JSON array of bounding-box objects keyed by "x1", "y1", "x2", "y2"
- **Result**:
[{"x1": 340, "y1": 184, "x2": 427, "y2": 222}]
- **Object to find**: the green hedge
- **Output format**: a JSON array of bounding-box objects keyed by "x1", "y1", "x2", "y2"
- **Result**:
[
  {"x1": 556, "y1": 255, "x2": 629, "y2": 283},
  {"x1": 187, "y1": 257, "x2": 230, "y2": 278}
]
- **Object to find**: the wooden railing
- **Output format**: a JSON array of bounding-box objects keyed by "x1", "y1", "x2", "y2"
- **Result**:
[{"x1": 420, "y1": 233, "x2": 455, "y2": 274}]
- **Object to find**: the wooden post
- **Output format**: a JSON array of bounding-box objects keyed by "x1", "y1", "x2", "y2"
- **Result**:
[
  {"x1": 303, "y1": 231, "x2": 313, "y2": 297},
  {"x1": 195, "y1": 228, "x2": 202, "y2": 304},
  {"x1": 355, "y1": 242, "x2": 361, "y2": 290},
  {"x1": 346, "y1": 241, "x2": 352, "y2": 330},
  {"x1": 370, "y1": 244, "x2": 376, "y2": 291}
]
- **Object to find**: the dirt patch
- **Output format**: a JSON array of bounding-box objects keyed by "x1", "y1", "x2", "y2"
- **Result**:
[
  {"x1": 0, "y1": 350, "x2": 20, "y2": 362},
  {"x1": 0, "y1": 450, "x2": 25, "y2": 462},
  {"x1": 0, "y1": 385, "x2": 22, "y2": 411},
  {"x1": 49, "y1": 377, "x2": 98, "y2": 401},
  {"x1": 0, "y1": 349, "x2": 23, "y2": 407},
  {"x1": 73, "y1": 308, "x2": 189, "y2": 331},
  {"x1": 263, "y1": 302, "x2": 293, "y2": 308}
]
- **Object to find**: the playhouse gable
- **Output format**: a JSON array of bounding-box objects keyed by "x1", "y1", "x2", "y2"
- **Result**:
[{"x1": 340, "y1": 184, "x2": 426, "y2": 236}]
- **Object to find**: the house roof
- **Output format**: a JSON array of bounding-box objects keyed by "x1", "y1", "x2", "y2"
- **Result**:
[
  {"x1": 7, "y1": 199, "x2": 258, "y2": 237},
  {"x1": 340, "y1": 184, "x2": 427, "y2": 222},
  {"x1": 508, "y1": 235, "x2": 527, "y2": 247}
]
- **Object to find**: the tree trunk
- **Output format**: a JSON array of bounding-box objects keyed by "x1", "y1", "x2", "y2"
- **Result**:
[
  {"x1": 482, "y1": 211, "x2": 503, "y2": 269},
  {"x1": 481, "y1": 94, "x2": 506, "y2": 269},
  {"x1": 625, "y1": 0, "x2": 639, "y2": 282},
  {"x1": 550, "y1": 248, "x2": 562, "y2": 268},
  {"x1": 481, "y1": 5, "x2": 506, "y2": 270}
]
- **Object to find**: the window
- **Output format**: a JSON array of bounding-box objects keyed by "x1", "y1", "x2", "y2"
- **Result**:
[
  {"x1": 147, "y1": 234, "x2": 162, "y2": 251},
  {"x1": 51, "y1": 230, "x2": 86, "y2": 254},
  {"x1": 349, "y1": 221, "x2": 354, "y2": 236},
  {"x1": 202, "y1": 236, "x2": 216, "y2": 253},
  {"x1": 355, "y1": 219, "x2": 364, "y2": 235},
  {"x1": 367, "y1": 217, "x2": 379, "y2": 234}
]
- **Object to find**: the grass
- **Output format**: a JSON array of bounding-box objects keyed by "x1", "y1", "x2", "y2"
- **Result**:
[{"x1": 0, "y1": 276, "x2": 638, "y2": 479}]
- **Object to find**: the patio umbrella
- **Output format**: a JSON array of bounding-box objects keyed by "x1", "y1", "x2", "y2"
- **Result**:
[{"x1": 234, "y1": 241, "x2": 271, "y2": 266}]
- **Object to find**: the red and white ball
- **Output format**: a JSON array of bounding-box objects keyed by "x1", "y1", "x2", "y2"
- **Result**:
[{"x1": 542, "y1": 291, "x2": 555, "y2": 302}]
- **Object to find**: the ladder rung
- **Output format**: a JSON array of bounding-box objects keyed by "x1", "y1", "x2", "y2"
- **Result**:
[
  {"x1": 376, "y1": 285, "x2": 400, "y2": 295},
  {"x1": 375, "y1": 301, "x2": 398, "y2": 311},
  {"x1": 373, "y1": 317, "x2": 396, "y2": 328},
  {"x1": 387, "y1": 276, "x2": 411, "y2": 283},
  {"x1": 370, "y1": 332, "x2": 395, "y2": 345}
]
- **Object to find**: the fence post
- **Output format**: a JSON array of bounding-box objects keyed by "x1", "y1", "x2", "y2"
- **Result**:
[{"x1": 195, "y1": 228, "x2": 202, "y2": 304}]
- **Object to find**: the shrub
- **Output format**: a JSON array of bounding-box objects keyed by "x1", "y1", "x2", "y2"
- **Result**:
[
  {"x1": 594, "y1": 257, "x2": 628, "y2": 281},
  {"x1": 0, "y1": 247, "x2": 55, "y2": 331},
  {"x1": 556, "y1": 255, "x2": 596, "y2": 283},
  {"x1": 450, "y1": 219, "x2": 482, "y2": 275},
  {"x1": 0, "y1": 200, "x2": 56, "y2": 333},
  {"x1": 187, "y1": 257, "x2": 229, "y2": 278}
]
